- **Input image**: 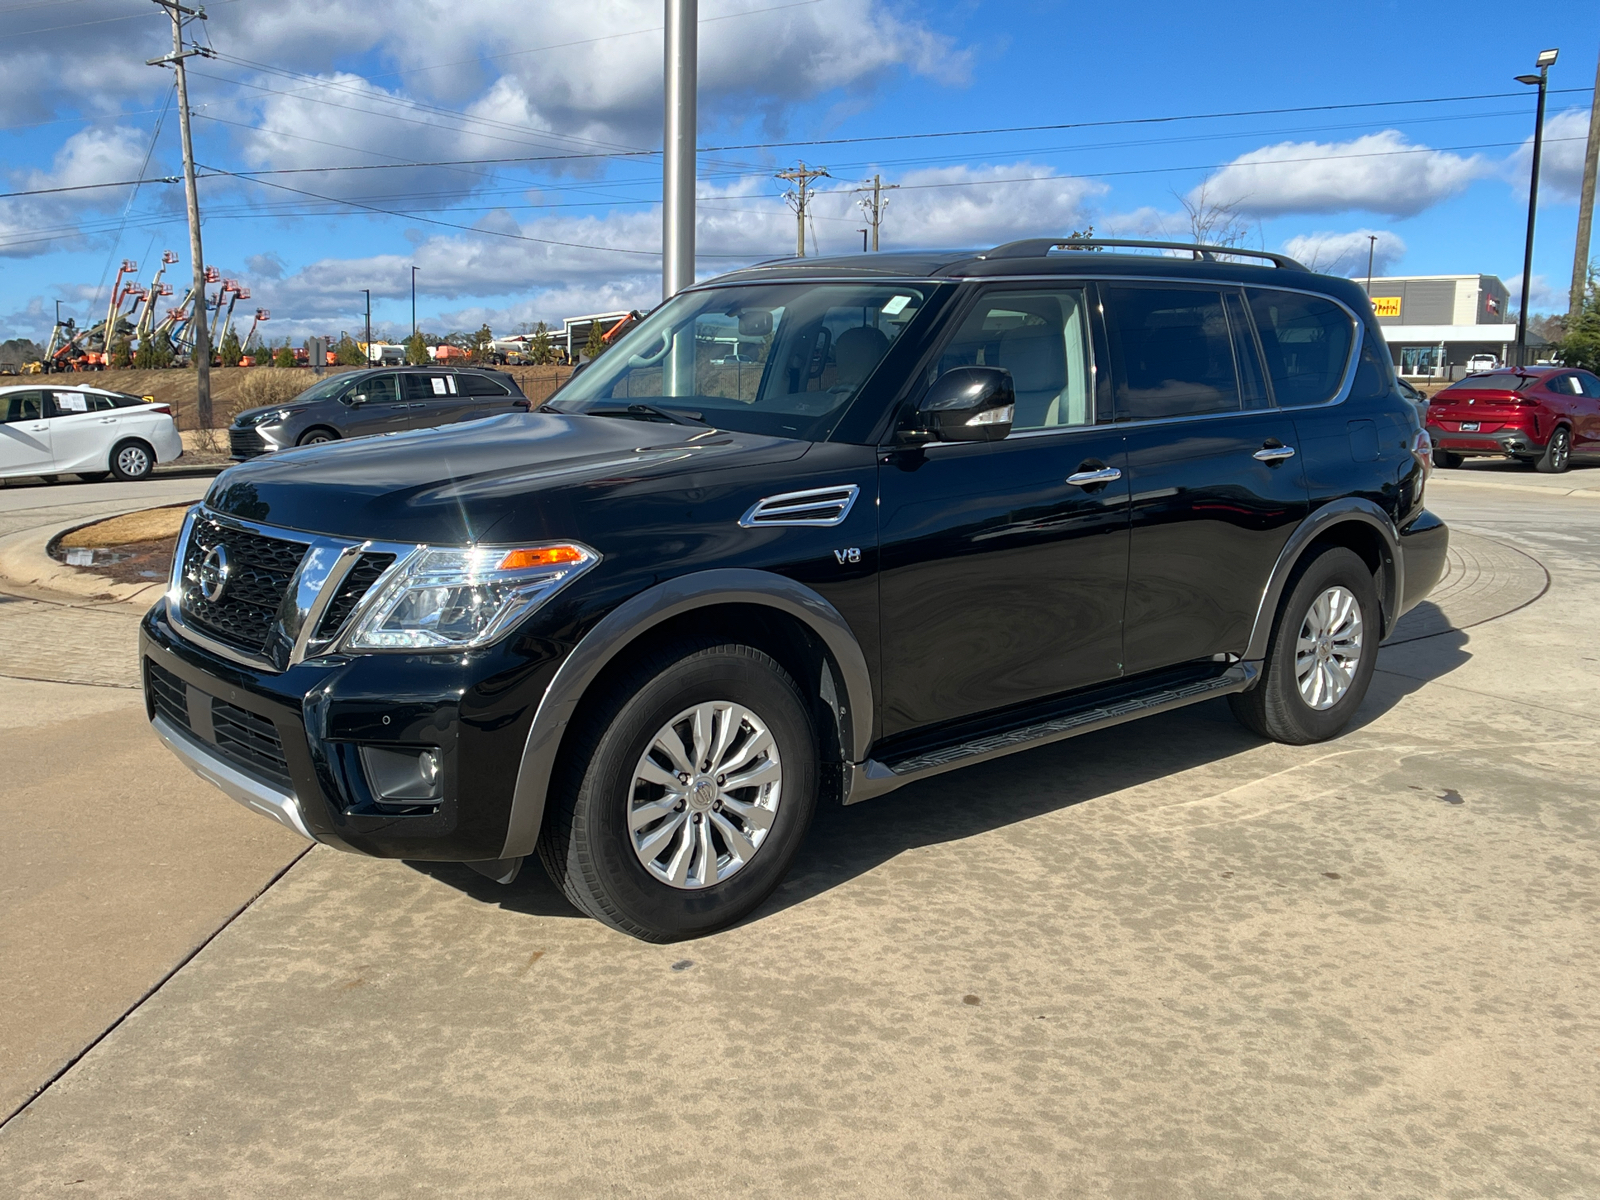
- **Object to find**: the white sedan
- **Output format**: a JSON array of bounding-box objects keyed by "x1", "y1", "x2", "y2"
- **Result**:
[{"x1": 0, "y1": 384, "x2": 183, "y2": 482}]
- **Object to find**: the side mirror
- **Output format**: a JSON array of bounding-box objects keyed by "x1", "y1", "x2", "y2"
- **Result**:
[
  {"x1": 918, "y1": 366, "x2": 1014, "y2": 442},
  {"x1": 348, "y1": 393, "x2": 367, "y2": 405},
  {"x1": 512, "y1": 399, "x2": 532, "y2": 411}
]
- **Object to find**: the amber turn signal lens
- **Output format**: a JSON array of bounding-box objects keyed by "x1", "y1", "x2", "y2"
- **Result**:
[{"x1": 495, "y1": 545, "x2": 587, "y2": 570}]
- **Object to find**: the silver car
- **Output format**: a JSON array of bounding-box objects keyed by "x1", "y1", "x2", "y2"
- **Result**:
[{"x1": 228, "y1": 367, "x2": 530, "y2": 460}]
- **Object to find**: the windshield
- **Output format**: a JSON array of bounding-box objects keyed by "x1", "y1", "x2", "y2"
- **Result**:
[
  {"x1": 547, "y1": 282, "x2": 930, "y2": 440},
  {"x1": 289, "y1": 373, "x2": 358, "y2": 405}
]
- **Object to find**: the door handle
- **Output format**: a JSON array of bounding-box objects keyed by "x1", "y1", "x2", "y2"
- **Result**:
[
  {"x1": 1253, "y1": 445, "x2": 1296, "y2": 462},
  {"x1": 1066, "y1": 467, "x2": 1122, "y2": 486},
  {"x1": 99, "y1": 417, "x2": 118, "y2": 424}
]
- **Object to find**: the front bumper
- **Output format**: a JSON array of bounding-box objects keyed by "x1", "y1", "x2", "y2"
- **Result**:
[
  {"x1": 228, "y1": 426, "x2": 286, "y2": 460},
  {"x1": 141, "y1": 599, "x2": 566, "y2": 860},
  {"x1": 1427, "y1": 423, "x2": 1539, "y2": 457}
]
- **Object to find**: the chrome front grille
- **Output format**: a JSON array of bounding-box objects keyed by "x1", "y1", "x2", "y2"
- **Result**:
[
  {"x1": 180, "y1": 513, "x2": 309, "y2": 655},
  {"x1": 167, "y1": 508, "x2": 414, "y2": 673}
]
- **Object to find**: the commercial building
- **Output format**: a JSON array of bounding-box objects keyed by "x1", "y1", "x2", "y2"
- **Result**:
[{"x1": 1362, "y1": 274, "x2": 1548, "y2": 378}]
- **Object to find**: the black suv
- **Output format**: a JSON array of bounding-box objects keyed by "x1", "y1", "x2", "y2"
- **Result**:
[
  {"x1": 228, "y1": 366, "x2": 528, "y2": 460},
  {"x1": 144, "y1": 239, "x2": 1447, "y2": 941}
]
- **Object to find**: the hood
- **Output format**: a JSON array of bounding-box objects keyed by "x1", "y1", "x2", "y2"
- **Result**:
[{"x1": 203, "y1": 411, "x2": 810, "y2": 543}]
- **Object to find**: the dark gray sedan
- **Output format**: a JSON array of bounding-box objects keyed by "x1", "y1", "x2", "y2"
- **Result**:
[{"x1": 228, "y1": 367, "x2": 530, "y2": 460}]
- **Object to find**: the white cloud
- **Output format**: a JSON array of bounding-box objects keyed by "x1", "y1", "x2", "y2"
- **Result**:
[
  {"x1": 1280, "y1": 229, "x2": 1406, "y2": 277},
  {"x1": 1192, "y1": 130, "x2": 1490, "y2": 218},
  {"x1": 0, "y1": 125, "x2": 172, "y2": 260},
  {"x1": 1503, "y1": 107, "x2": 1594, "y2": 205},
  {"x1": 1504, "y1": 272, "x2": 1567, "y2": 315}
]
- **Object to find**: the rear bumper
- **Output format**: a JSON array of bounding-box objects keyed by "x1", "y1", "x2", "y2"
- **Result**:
[
  {"x1": 1427, "y1": 423, "x2": 1539, "y2": 457},
  {"x1": 1397, "y1": 508, "x2": 1449, "y2": 619}
]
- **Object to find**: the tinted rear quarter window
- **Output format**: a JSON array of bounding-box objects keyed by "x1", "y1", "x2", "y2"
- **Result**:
[
  {"x1": 456, "y1": 372, "x2": 510, "y2": 397},
  {"x1": 1247, "y1": 288, "x2": 1355, "y2": 407},
  {"x1": 2, "y1": 392, "x2": 43, "y2": 422},
  {"x1": 1103, "y1": 286, "x2": 1242, "y2": 420}
]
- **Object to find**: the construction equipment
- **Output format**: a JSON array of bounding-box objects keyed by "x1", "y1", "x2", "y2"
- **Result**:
[
  {"x1": 242, "y1": 307, "x2": 269, "y2": 354},
  {"x1": 136, "y1": 251, "x2": 180, "y2": 342},
  {"x1": 220, "y1": 287, "x2": 249, "y2": 345}
]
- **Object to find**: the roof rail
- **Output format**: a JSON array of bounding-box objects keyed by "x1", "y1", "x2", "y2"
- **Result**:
[{"x1": 978, "y1": 238, "x2": 1307, "y2": 270}]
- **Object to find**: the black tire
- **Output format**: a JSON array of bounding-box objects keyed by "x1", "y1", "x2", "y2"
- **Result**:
[
  {"x1": 538, "y1": 639, "x2": 818, "y2": 941},
  {"x1": 1431, "y1": 449, "x2": 1463, "y2": 469},
  {"x1": 108, "y1": 439, "x2": 154, "y2": 481},
  {"x1": 297, "y1": 428, "x2": 338, "y2": 447},
  {"x1": 77, "y1": 471, "x2": 110, "y2": 483},
  {"x1": 1535, "y1": 426, "x2": 1572, "y2": 474},
  {"x1": 1229, "y1": 546, "x2": 1380, "y2": 745}
]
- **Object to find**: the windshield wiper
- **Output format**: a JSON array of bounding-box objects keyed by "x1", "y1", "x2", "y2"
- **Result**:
[{"x1": 591, "y1": 403, "x2": 708, "y2": 426}]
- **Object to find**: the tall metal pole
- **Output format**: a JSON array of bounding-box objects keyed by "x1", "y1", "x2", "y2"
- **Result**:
[
  {"x1": 872, "y1": 175, "x2": 881, "y2": 251},
  {"x1": 363, "y1": 290, "x2": 371, "y2": 361},
  {"x1": 1365, "y1": 234, "x2": 1377, "y2": 294},
  {"x1": 150, "y1": 0, "x2": 212, "y2": 425},
  {"x1": 411, "y1": 266, "x2": 418, "y2": 337},
  {"x1": 662, "y1": 0, "x2": 697, "y2": 300},
  {"x1": 1515, "y1": 64, "x2": 1552, "y2": 368},
  {"x1": 1569, "y1": 43, "x2": 1600, "y2": 317}
]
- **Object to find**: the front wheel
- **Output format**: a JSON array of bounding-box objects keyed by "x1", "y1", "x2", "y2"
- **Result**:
[
  {"x1": 297, "y1": 428, "x2": 338, "y2": 447},
  {"x1": 109, "y1": 440, "x2": 153, "y2": 481},
  {"x1": 1229, "y1": 546, "x2": 1379, "y2": 745},
  {"x1": 539, "y1": 640, "x2": 818, "y2": 941},
  {"x1": 1535, "y1": 426, "x2": 1572, "y2": 474}
]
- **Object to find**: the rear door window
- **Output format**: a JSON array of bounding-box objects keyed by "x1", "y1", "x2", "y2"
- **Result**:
[
  {"x1": 1103, "y1": 286, "x2": 1243, "y2": 420},
  {"x1": 401, "y1": 373, "x2": 457, "y2": 401},
  {"x1": 48, "y1": 391, "x2": 93, "y2": 417},
  {"x1": 2, "y1": 392, "x2": 44, "y2": 422},
  {"x1": 1545, "y1": 373, "x2": 1582, "y2": 396},
  {"x1": 1246, "y1": 288, "x2": 1356, "y2": 407}
]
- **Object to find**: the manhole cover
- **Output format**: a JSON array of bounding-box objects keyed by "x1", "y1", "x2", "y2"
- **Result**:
[{"x1": 1387, "y1": 530, "x2": 1548, "y2": 643}]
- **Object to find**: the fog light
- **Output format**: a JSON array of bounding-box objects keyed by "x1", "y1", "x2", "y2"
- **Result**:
[{"x1": 359, "y1": 745, "x2": 443, "y2": 806}]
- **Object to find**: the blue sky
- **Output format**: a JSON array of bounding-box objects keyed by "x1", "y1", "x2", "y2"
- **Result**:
[{"x1": 1, "y1": 0, "x2": 1596, "y2": 345}]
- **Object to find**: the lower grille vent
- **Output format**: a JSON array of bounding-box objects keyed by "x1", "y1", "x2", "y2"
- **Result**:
[{"x1": 211, "y1": 699, "x2": 292, "y2": 788}]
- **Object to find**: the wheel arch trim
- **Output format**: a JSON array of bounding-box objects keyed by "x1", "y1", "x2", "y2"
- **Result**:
[
  {"x1": 499, "y1": 568, "x2": 875, "y2": 860},
  {"x1": 1245, "y1": 498, "x2": 1403, "y2": 661}
]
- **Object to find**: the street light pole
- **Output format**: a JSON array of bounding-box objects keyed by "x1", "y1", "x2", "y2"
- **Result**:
[
  {"x1": 662, "y1": 0, "x2": 697, "y2": 299},
  {"x1": 362, "y1": 289, "x2": 371, "y2": 363},
  {"x1": 1365, "y1": 234, "x2": 1377, "y2": 294},
  {"x1": 1514, "y1": 49, "x2": 1558, "y2": 368},
  {"x1": 411, "y1": 266, "x2": 418, "y2": 338}
]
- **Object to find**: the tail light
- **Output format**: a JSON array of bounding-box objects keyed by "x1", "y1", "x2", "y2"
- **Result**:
[
  {"x1": 1411, "y1": 427, "x2": 1432, "y2": 486},
  {"x1": 150, "y1": 404, "x2": 172, "y2": 415}
]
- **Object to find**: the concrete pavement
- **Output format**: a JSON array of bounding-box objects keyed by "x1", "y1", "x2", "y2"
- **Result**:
[{"x1": 0, "y1": 476, "x2": 1596, "y2": 1197}]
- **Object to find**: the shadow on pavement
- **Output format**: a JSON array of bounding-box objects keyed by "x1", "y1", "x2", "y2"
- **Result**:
[{"x1": 410, "y1": 604, "x2": 1476, "y2": 929}]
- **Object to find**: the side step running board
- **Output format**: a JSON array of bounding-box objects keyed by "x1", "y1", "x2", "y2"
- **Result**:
[{"x1": 843, "y1": 662, "x2": 1259, "y2": 805}]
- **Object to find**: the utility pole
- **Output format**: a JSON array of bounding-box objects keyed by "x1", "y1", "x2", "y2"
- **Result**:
[
  {"x1": 1514, "y1": 49, "x2": 1558, "y2": 367},
  {"x1": 362, "y1": 290, "x2": 371, "y2": 362},
  {"x1": 1365, "y1": 234, "x2": 1378, "y2": 294},
  {"x1": 662, "y1": 0, "x2": 697, "y2": 299},
  {"x1": 147, "y1": 0, "x2": 214, "y2": 426},
  {"x1": 776, "y1": 162, "x2": 830, "y2": 257},
  {"x1": 855, "y1": 173, "x2": 897, "y2": 252},
  {"x1": 411, "y1": 265, "x2": 418, "y2": 337},
  {"x1": 1569, "y1": 42, "x2": 1600, "y2": 317}
]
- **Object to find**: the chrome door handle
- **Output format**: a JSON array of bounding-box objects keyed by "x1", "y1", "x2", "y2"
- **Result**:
[
  {"x1": 1066, "y1": 467, "x2": 1122, "y2": 486},
  {"x1": 1253, "y1": 446, "x2": 1296, "y2": 462},
  {"x1": 99, "y1": 417, "x2": 118, "y2": 423}
]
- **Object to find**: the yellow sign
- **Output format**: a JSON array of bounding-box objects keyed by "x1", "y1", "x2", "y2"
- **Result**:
[{"x1": 1370, "y1": 296, "x2": 1402, "y2": 317}]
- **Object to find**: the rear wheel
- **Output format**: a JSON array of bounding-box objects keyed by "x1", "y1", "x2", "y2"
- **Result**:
[
  {"x1": 1431, "y1": 449, "x2": 1463, "y2": 469},
  {"x1": 1229, "y1": 546, "x2": 1379, "y2": 745},
  {"x1": 109, "y1": 440, "x2": 153, "y2": 481},
  {"x1": 297, "y1": 428, "x2": 338, "y2": 447},
  {"x1": 1535, "y1": 426, "x2": 1572, "y2": 474},
  {"x1": 538, "y1": 639, "x2": 818, "y2": 942}
]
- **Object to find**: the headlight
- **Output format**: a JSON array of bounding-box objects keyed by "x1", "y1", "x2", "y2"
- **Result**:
[
  {"x1": 343, "y1": 543, "x2": 598, "y2": 651},
  {"x1": 240, "y1": 408, "x2": 294, "y2": 428}
]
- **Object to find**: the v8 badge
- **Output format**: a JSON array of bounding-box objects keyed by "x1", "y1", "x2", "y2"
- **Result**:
[{"x1": 833, "y1": 547, "x2": 861, "y2": 565}]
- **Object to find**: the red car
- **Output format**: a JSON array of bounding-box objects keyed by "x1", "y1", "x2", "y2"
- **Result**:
[{"x1": 1427, "y1": 365, "x2": 1600, "y2": 473}]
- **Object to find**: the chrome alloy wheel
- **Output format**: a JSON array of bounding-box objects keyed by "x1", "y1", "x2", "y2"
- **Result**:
[
  {"x1": 1295, "y1": 585, "x2": 1363, "y2": 710},
  {"x1": 116, "y1": 444, "x2": 150, "y2": 476},
  {"x1": 628, "y1": 701, "x2": 783, "y2": 890}
]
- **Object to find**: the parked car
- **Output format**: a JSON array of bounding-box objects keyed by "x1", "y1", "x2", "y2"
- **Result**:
[
  {"x1": 1426, "y1": 365, "x2": 1600, "y2": 472},
  {"x1": 0, "y1": 384, "x2": 182, "y2": 482},
  {"x1": 144, "y1": 237, "x2": 1446, "y2": 941},
  {"x1": 1396, "y1": 376, "x2": 1429, "y2": 424},
  {"x1": 227, "y1": 367, "x2": 530, "y2": 460},
  {"x1": 1465, "y1": 354, "x2": 1499, "y2": 373}
]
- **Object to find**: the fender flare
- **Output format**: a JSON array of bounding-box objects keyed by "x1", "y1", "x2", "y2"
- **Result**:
[
  {"x1": 1245, "y1": 498, "x2": 1403, "y2": 661},
  {"x1": 498, "y1": 568, "x2": 875, "y2": 860}
]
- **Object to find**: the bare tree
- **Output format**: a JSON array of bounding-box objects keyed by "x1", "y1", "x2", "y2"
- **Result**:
[{"x1": 1175, "y1": 183, "x2": 1253, "y2": 248}]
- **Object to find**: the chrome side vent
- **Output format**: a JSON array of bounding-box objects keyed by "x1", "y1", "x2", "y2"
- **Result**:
[{"x1": 740, "y1": 484, "x2": 861, "y2": 528}]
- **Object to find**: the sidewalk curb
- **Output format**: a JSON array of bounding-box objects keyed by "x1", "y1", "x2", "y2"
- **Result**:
[
  {"x1": 0, "y1": 514, "x2": 168, "y2": 609},
  {"x1": 1428, "y1": 476, "x2": 1600, "y2": 501}
]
